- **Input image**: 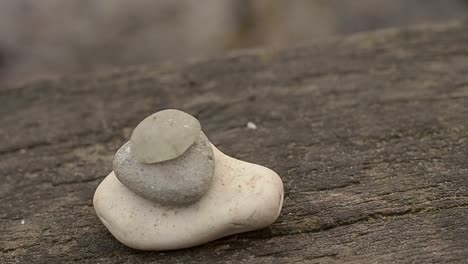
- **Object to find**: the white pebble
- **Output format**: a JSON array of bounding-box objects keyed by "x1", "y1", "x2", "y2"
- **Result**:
[
  {"x1": 246, "y1": 121, "x2": 257, "y2": 130},
  {"x1": 94, "y1": 145, "x2": 284, "y2": 251},
  {"x1": 20, "y1": 219, "x2": 25, "y2": 225}
]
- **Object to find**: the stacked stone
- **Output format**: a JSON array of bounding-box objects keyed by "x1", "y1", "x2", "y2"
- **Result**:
[
  {"x1": 93, "y1": 109, "x2": 284, "y2": 251},
  {"x1": 114, "y1": 110, "x2": 214, "y2": 206}
]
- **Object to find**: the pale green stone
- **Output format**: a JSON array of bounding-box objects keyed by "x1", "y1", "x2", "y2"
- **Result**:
[{"x1": 130, "y1": 109, "x2": 201, "y2": 163}]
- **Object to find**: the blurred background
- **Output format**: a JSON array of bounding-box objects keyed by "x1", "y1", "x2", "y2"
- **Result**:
[{"x1": 1, "y1": 0, "x2": 467, "y2": 87}]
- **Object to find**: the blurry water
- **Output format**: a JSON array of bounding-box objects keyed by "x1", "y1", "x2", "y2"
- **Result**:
[{"x1": 0, "y1": 0, "x2": 466, "y2": 85}]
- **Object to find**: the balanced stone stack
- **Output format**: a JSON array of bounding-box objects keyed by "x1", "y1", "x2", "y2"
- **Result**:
[{"x1": 93, "y1": 109, "x2": 284, "y2": 250}]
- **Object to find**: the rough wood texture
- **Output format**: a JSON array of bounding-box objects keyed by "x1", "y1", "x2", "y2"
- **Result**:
[{"x1": 1, "y1": 21, "x2": 467, "y2": 264}]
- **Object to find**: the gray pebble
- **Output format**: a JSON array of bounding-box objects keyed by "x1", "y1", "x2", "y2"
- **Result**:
[{"x1": 113, "y1": 133, "x2": 214, "y2": 206}]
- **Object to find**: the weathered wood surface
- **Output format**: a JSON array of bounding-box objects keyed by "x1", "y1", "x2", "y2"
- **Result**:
[{"x1": 1, "y1": 21, "x2": 467, "y2": 264}]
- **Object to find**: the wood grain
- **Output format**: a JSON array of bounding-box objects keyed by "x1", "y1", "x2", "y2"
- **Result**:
[{"x1": 1, "y1": 21, "x2": 467, "y2": 263}]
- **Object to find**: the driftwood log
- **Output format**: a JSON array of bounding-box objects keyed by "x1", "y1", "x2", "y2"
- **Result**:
[{"x1": 1, "y1": 20, "x2": 467, "y2": 263}]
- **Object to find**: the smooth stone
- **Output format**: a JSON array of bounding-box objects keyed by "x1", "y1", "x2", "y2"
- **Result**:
[
  {"x1": 130, "y1": 109, "x2": 201, "y2": 163},
  {"x1": 94, "y1": 145, "x2": 284, "y2": 251},
  {"x1": 113, "y1": 133, "x2": 214, "y2": 206}
]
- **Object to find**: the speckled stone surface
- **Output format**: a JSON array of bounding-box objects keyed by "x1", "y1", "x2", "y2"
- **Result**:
[
  {"x1": 130, "y1": 109, "x2": 201, "y2": 163},
  {"x1": 94, "y1": 145, "x2": 284, "y2": 251},
  {"x1": 113, "y1": 133, "x2": 214, "y2": 206}
]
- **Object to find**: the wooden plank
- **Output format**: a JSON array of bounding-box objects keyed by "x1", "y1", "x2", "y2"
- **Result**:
[{"x1": 1, "y1": 21, "x2": 467, "y2": 263}]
